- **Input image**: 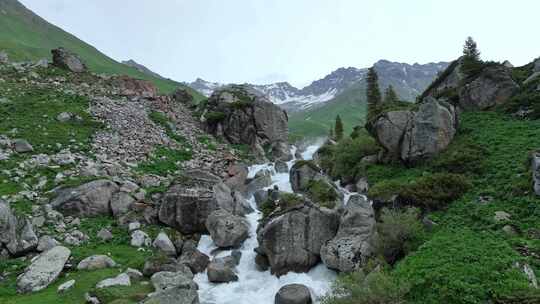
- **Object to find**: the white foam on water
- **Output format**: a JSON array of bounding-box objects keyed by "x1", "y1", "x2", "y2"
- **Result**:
[{"x1": 195, "y1": 145, "x2": 338, "y2": 304}]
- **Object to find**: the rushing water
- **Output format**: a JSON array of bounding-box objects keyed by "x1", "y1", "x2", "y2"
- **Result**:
[{"x1": 195, "y1": 145, "x2": 337, "y2": 304}]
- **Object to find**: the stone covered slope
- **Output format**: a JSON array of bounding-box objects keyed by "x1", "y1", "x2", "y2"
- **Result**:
[{"x1": 0, "y1": 49, "x2": 249, "y2": 303}]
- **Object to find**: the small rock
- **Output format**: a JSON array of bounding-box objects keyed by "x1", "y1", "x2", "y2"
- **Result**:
[
  {"x1": 96, "y1": 273, "x2": 130, "y2": 289},
  {"x1": 13, "y1": 139, "x2": 33, "y2": 153},
  {"x1": 207, "y1": 260, "x2": 238, "y2": 283},
  {"x1": 77, "y1": 255, "x2": 116, "y2": 270},
  {"x1": 57, "y1": 279, "x2": 75, "y2": 293},
  {"x1": 151, "y1": 271, "x2": 197, "y2": 291},
  {"x1": 85, "y1": 292, "x2": 100, "y2": 304},
  {"x1": 97, "y1": 228, "x2": 113, "y2": 241},
  {"x1": 275, "y1": 284, "x2": 312, "y2": 304},
  {"x1": 153, "y1": 232, "x2": 177, "y2": 257},
  {"x1": 120, "y1": 181, "x2": 139, "y2": 193},
  {"x1": 125, "y1": 268, "x2": 143, "y2": 280},
  {"x1": 494, "y1": 211, "x2": 511, "y2": 222},
  {"x1": 110, "y1": 192, "x2": 135, "y2": 217},
  {"x1": 56, "y1": 112, "x2": 72, "y2": 122},
  {"x1": 128, "y1": 221, "x2": 141, "y2": 232},
  {"x1": 502, "y1": 225, "x2": 518, "y2": 236},
  {"x1": 37, "y1": 235, "x2": 60, "y2": 252},
  {"x1": 130, "y1": 230, "x2": 151, "y2": 247},
  {"x1": 179, "y1": 241, "x2": 210, "y2": 274}
]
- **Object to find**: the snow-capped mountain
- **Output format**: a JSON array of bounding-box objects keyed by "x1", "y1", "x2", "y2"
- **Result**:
[{"x1": 187, "y1": 60, "x2": 448, "y2": 112}]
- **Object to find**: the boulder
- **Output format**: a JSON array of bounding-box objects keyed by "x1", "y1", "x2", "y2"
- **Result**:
[
  {"x1": 112, "y1": 75, "x2": 157, "y2": 99},
  {"x1": 51, "y1": 180, "x2": 119, "y2": 217},
  {"x1": 289, "y1": 161, "x2": 323, "y2": 193},
  {"x1": 206, "y1": 209, "x2": 249, "y2": 248},
  {"x1": 153, "y1": 232, "x2": 177, "y2": 256},
  {"x1": 57, "y1": 279, "x2": 75, "y2": 293},
  {"x1": 531, "y1": 152, "x2": 540, "y2": 196},
  {"x1": 141, "y1": 287, "x2": 199, "y2": 304},
  {"x1": 172, "y1": 89, "x2": 195, "y2": 106},
  {"x1": 37, "y1": 235, "x2": 59, "y2": 252},
  {"x1": 0, "y1": 199, "x2": 38, "y2": 256},
  {"x1": 321, "y1": 195, "x2": 377, "y2": 272},
  {"x1": 369, "y1": 111, "x2": 413, "y2": 158},
  {"x1": 77, "y1": 255, "x2": 116, "y2": 270},
  {"x1": 16, "y1": 246, "x2": 71, "y2": 293},
  {"x1": 203, "y1": 85, "x2": 289, "y2": 160},
  {"x1": 275, "y1": 284, "x2": 312, "y2": 304},
  {"x1": 131, "y1": 230, "x2": 151, "y2": 247},
  {"x1": 110, "y1": 191, "x2": 135, "y2": 217},
  {"x1": 178, "y1": 241, "x2": 210, "y2": 274},
  {"x1": 257, "y1": 202, "x2": 339, "y2": 276},
  {"x1": 369, "y1": 98, "x2": 458, "y2": 163},
  {"x1": 0, "y1": 50, "x2": 8, "y2": 63},
  {"x1": 159, "y1": 173, "x2": 246, "y2": 234},
  {"x1": 96, "y1": 273, "x2": 131, "y2": 289},
  {"x1": 400, "y1": 98, "x2": 458, "y2": 163},
  {"x1": 51, "y1": 48, "x2": 87, "y2": 73},
  {"x1": 458, "y1": 65, "x2": 519, "y2": 110},
  {"x1": 151, "y1": 271, "x2": 197, "y2": 292},
  {"x1": 13, "y1": 139, "x2": 34, "y2": 153},
  {"x1": 143, "y1": 256, "x2": 192, "y2": 277},
  {"x1": 207, "y1": 260, "x2": 238, "y2": 283}
]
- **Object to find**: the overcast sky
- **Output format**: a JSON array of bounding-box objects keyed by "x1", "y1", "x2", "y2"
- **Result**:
[{"x1": 20, "y1": 0, "x2": 540, "y2": 88}]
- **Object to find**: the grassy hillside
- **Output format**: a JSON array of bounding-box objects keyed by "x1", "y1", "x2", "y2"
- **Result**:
[
  {"x1": 288, "y1": 82, "x2": 367, "y2": 140},
  {"x1": 0, "y1": 0, "x2": 203, "y2": 100}
]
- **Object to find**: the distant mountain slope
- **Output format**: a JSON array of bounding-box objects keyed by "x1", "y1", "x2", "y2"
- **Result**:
[
  {"x1": 122, "y1": 59, "x2": 164, "y2": 80},
  {"x1": 0, "y1": 0, "x2": 203, "y2": 99},
  {"x1": 289, "y1": 61, "x2": 449, "y2": 139}
]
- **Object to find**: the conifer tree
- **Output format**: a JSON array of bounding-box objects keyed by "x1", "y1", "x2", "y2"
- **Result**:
[
  {"x1": 366, "y1": 67, "x2": 382, "y2": 122},
  {"x1": 383, "y1": 85, "x2": 398, "y2": 104},
  {"x1": 461, "y1": 36, "x2": 482, "y2": 76},
  {"x1": 335, "y1": 115, "x2": 344, "y2": 141}
]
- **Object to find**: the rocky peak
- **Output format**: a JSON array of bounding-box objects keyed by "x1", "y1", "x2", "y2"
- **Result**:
[{"x1": 122, "y1": 59, "x2": 164, "y2": 80}]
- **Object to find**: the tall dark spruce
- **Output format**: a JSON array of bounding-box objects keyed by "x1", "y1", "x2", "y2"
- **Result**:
[{"x1": 366, "y1": 67, "x2": 382, "y2": 122}]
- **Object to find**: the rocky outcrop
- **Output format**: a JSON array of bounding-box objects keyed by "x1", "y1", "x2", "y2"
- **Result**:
[
  {"x1": 172, "y1": 88, "x2": 195, "y2": 107},
  {"x1": 202, "y1": 85, "x2": 290, "y2": 161},
  {"x1": 159, "y1": 170, "x2": 248, "y2": 234},
  {"x1": 257, "y1": 201, "x2": 339, "y2": 276},
  {"x1": 290, "y1": 161, "x2": 323, "y2": 193},
  {"x1": 17, "y1": 246, "x2": 71, "y2": 293},
  {"x1": 369, "y1": 98, "x2": 458, "y2": 163},
  {"x1": 458, "y1": 65, "x2": 519, "y2": 110},
  {"x1": 51, "y1": 180, "x2": 119, "y2": 217},
  {"x1": 51, "y1": 48, "x2": 87, "y2": 73},
  {"x1": 111, "y1": 75, "x2": 157, "y2": 99},
  {"x1": 275, "y1": 284, "x2": 313, "y2": 304},
  {"x1": 205, "y1": 209, "x2": 249, "y2": 248},
  {"x1": 0, "y1": 199, "x2": 38, "y2": 256},
  {"x1": 321, "y1": 195, "x2": 376, "y2": 272},
  {"x1": 423, "y1": 59, "x2": 518, "y2": 110}
]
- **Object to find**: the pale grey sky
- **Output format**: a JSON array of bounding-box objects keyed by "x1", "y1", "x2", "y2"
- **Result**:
[{"x1": 20, "y1": 0, "x2": 540, "y2": 88}]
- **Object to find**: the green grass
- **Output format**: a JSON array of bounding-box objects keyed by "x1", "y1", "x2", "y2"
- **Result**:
[
  {"x1": 325, "y1": 111, "x2": 540, "y2": 303},
  {"x1": 0, "y1": 216, "x2": 155, "y2": 304},
  {"x1": 288, "y1": 83, "x2": 367, "y2": 140},
  {"x1": 136, "y1": 146, "x2": 192, "y2": 176},
  {"x1": 0, "y1": 0, "x2": 203, "y2": 99}
]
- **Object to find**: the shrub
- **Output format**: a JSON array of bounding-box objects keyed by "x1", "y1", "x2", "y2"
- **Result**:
[
  {"x1": 375, "y1": 208, "x2": 425, "y2": 265},
  {"x1": 322, "y1": 269, "x2": 410, "y2": 304},
  {"x1": 260, "y1": 193, "x2": 303, "y2": 218},
  {"x1": 399, "y1": 173, "x2": 471, "y2": 211},
  {"x1": 368, "y1": 179, "x2": 407, "y2": 202},
  {"x1": 331, "y1": 136, "x2": 380, "y2": 182},
  {"x1": 306, "y1": 179, "x2": 338, "y2": 209}
]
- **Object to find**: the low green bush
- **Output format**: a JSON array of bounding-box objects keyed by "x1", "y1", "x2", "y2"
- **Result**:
[
  {"x1": 399, "y1": 173, "x2": 471, "y2": 211},
  {"x1": 375, "y1": 208, "x2": 425, "y2": 265},
  {"x1": 322, "y1": 269, "x2": 409, "y2": 304},
  {"x1": 431, "y1": 138, "x2": 488, "y2": 174},
  {"x1": 205, "y1": 111, "x2": 227, "y2": 124},
  {"x1": 306, "y1": 179, "x2": 338, "y2": 209}
]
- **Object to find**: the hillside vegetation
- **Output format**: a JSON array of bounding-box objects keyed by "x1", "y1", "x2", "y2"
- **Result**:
[{"x1": 0, "y1": 0, "x2": 203, "y2": 99}]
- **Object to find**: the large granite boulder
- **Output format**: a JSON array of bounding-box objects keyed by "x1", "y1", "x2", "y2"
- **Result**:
[
  {"x1": 202, "y1": 85, "x2": 290, "y2": 161},
  {"x1": 51, "y1": 48, "x2": 87, "y2": 73},
  {"x1": 369, "y1": 98, "x2": 458, "y2": 163},
  {"x1": 51, "y1": 180, "x2": 119, "y2": 217},
  {"x1": 17, "y1": 246, "x2": 71, "y2": 293},
  {"x1": 159, "y1": 170, "x2": 248, "y2": 234},
  {"x1": 458, "y1": 65, "x2": 519, "y2": 110},
  {"x1": 321, "y1": 195, "x2": 377, "y2": 272},
  {"x1": 205, "y1": 209, "x2": 249, "y2": 248},
  {"x1": 401, "y1": 98, "x2": 458, "y2": 163},
  {"x1": 0, "y1": 199, "x2": 38, "y2": 256},
  {"x1": 257, "y1": 202, "x2": 339, "y2": 276}
]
